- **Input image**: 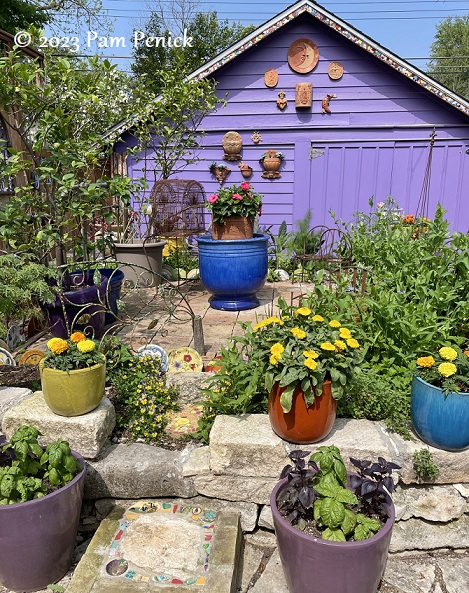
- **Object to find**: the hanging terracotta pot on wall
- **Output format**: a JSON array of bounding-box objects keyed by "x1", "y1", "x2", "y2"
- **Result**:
[{"x1": 260, "y1": 150, "x2": 284, "y2": 179}]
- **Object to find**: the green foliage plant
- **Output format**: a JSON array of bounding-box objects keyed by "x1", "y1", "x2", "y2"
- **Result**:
[
  {"x1": 277, "y1": 446, "x2": 400, "y2": 542},
  {"x1": 0, "y1": 253, "x2": 56, "y2": 327},
  {"x1": 414, "y1": 346, "x2": 469, "y2": 394},
  {"x1": 413, "y1": 449, "x2": 440, "y2": 480},
  {"x1": 111, "y1": 355, "x2": 179, "y2": 443},
  {"x1": 196, "y1": 342, "x2": 268, "y2": 443},
  {"x1": 241, "y1": 300, "x2": 363, "y2": 412},
  {"x1": 205, "y1": 182, "x2": 263, "y2": 225},
  {"x1": 0, "y1": 425, "x2": 82, "y2": 504},
  {"x1": 42, "y1": 333, "x2": 104, "y2": 371}
]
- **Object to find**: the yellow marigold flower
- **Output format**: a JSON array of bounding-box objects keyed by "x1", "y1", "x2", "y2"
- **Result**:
[
  {"x1": 270, "y1": 354, "x2": 281, "y2": 365},
  {"x1": 312, "y1": 315, "x2": 324, "y2": 322},
  {"x1": 70, "y1": 331, "x2": 86, "y2": 343},
  {"x1": 303, "y1": 349, "x2": 319, "y2": 359},
  {"x1": 304, "y1": 358, "x2": 318, "y2": 370},
  {"x1": 270, "y1": 343, "x2": 285, "y2": 357},
  {"x1": 321, "y1": 342, "x2": 336, "y2": 351},
  {"x1": 339, "y1": 327, "x2": 352, "y2": 339},
  {"x1": 438, "y1": 362, "x2": 457, "y2": 378},
  {"x1": 334, "y1": 340, "x2": 347, "y2": 351},
  {"x1": 290, "y1": 327, "x2": 306, "y2": 339},
  {"x1": 439, "y1": 347, "x2": 457, "y2": 362},
  {"x1": 77, "y1": 339, "x2": 96, "y2": 353},
  {"x1": 329, "y1": 320, "x2": 341, "y2": 328},
  {"x1": 416, "y1": 356, "x2": 435, "y2": 368},
  {"x1": 346, "y1": 338, "x2": 359, "y2": 349},
  {"x1": 47, "y1": 337, "x2": 68, "y2": 354},
  {"x1": 296, "y1": 307, "x2": 311, "y2": 316},
  {"x1": 465, "y1": 350, "x2": 469, "y2": 357}
]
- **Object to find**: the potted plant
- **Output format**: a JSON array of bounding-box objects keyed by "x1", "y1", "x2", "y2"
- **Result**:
[
  {"x1": 241, "y1": 303, "x2": 362, "y2": 443},
  {"x1": 271, "y1": 446, "x2": 400, "y2": 593},
  {"x1": 260, "y1": 150, "x2": 285, "y2": 179},
  {"x1": 197, "y1": 182, "x2": 268, "y2": 310},
  {"x1": 0, "y1": 425, "x2": 85, "y2": 592},
  {"x1": 39, "y1": 332, "x2": 106, "y2": 417},
  {"x1": 205, "y1": 181, "x2": 263, "y2": 240},
  {"x1": 411, "y1": 346, "x2": 469, "y2": 451}
]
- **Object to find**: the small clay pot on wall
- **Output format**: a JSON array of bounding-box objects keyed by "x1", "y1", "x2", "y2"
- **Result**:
[
  {"x1": 260, "y1": 150, "x2": 283, "y2": 179},
  {"x1": 238, "y1": 162, "x2": 253, "y2": 178}
]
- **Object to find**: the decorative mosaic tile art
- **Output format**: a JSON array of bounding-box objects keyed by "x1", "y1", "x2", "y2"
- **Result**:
[
  {"x1": 165, "y1": 405, "x2": 203, "y2": 436},
  {"x1": 105, "y1": 501, "x2": 217, "y2": 586}
]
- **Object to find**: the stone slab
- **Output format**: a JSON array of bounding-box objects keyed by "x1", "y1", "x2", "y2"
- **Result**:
[
  {"x1": 393, "y1": 484, "x2": 467, "y2": 522},
  {"x1": 390, "y1": 514, "x2": 469, "y2": 552},
  {"x1": 209, "y1": 415, "x2": 288, "y2": 478},
  {"x1": 166, "y1": 372, "x2": 211, "y2": 406},
  {"x1": 0, "y1": 386, "x2": 33, "y2": 424},
  {"x1": 258, "y1": 506, "x2": 274, "y2": 531},
  {"x1": 437, "y1": 555, "x2": 469, "y2": 593},
  {"x1": 182, "y1": 445, "x2": 211, "y2": 477},
  {"x1": 85, "y1": 443, "x2": 197, "y2": 499},
  {"x1": 193, "y1": 474, "x2": 277, "y2": 505},
  {"x1": 1, "y1": 391, "x2": 115, "y2": 459},
  {"x1": 67, "y1": 501, "x2": 242, "y2": 593},
  {"x1": 381, "y1": 555, "x2": 435, "y2": 592},
  {"x1": 249, "y1": 550, "x2": 289, "y2": 593}
]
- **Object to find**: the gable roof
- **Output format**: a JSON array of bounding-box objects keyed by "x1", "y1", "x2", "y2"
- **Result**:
[{"x1": 104, "y1": 0, "x2": 469, "y2": 144}]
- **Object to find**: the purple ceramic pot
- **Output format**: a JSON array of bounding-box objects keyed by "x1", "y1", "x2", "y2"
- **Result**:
[
  {"x1": 271, "y1": 476, "x2": 395, "y2": 593},
  {"x1": 0, "y1": 452, "x2": 86, "y2": 592}
]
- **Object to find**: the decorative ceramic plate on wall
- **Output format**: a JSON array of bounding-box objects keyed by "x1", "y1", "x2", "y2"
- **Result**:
[
  {"x1": 287, "y1": 38, "x2": 319, "y2": 73},
  {"x1": 0, "y1": 347, "x2": 16, "y2": 367},
  {"x1": 136, "y1": 344, "x2": 169, "y2": 372},
  {"x1": 167, "y1": 348, "x2": 203, "y2": 373}
]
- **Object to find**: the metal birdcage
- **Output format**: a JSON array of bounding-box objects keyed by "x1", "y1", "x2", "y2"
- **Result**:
[{"x1": 148, "y1": 179, "x2": 206, "y2": 238}]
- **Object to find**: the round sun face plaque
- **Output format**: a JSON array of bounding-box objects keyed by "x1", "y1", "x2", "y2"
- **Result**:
[
  {"x1": 287, "y1": 38, "x2": 319, "y2": 74},
  {"x1": 328, "y1": 61, "x2": 344, "y2": 80}
]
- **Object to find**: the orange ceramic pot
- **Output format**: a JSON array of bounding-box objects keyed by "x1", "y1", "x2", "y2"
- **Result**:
[{"x1": 268, "y1": 380, "x2": 336, "y2": 444}]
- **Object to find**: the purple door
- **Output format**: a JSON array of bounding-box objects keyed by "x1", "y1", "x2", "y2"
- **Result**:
[{"x1": 307, "y1": 139, "x2": 469, "y2": 230}]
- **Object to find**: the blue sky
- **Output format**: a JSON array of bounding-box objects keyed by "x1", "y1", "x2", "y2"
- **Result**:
[{"x1": 65, "y1": 0, "x2": 469, "y2": 70}]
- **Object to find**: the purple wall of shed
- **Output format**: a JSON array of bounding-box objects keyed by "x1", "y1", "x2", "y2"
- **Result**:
[{"x1": 124, "y1": 13, "x2": 469, "y2": 233}]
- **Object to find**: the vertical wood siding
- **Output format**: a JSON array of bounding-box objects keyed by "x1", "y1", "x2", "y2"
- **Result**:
[{"x1": 125, "y1": 13, "x2": 469, "y2": 232}]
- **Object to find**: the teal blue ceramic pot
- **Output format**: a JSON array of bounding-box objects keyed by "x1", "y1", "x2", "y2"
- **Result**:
[{"x1": 411, "y1": 376, "x2": 469, "y2": 451}]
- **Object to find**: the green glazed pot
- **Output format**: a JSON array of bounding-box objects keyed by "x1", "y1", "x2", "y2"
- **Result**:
[{"x1": 39, "y1": 358, "x2": 106, "y2": 416}]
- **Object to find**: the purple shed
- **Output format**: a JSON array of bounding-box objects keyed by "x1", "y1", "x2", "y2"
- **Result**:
[{"x1": 108, "y1": 0, "x2": 469, "y2": 233}]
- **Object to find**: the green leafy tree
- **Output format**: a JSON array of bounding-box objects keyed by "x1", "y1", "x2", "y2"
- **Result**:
[
  {"x1": 132, "y1": 10, "x2": 256, "y2": 91},
  {"x1": 0, "y1": 0, "x2": 50, "y2": 34},
  {"x1": 428, "y1": 14, "x2": 469, "y2": 98}
]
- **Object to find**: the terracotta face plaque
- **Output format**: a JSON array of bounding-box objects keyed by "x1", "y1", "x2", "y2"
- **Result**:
[
  {"x1": 295, "y1": 83, "x2": 312, "y2": 108},
  {"x1": 264, "y1": 69, "x2": 278, "y2": 87},
  {"x1": 287, "y1": 38, "x2": 319, "y2": 74},
  {"x1": 328, "y1": 61, "x2": 344, "y2": 80}
]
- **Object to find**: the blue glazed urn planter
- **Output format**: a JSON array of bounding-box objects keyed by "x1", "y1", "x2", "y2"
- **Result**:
[
  {"x1": 197, "y1": 233, "x2": 268, "y2": 311},
  {"x1": 411, "y1": 376, "x2": 469, "y2": 451}
]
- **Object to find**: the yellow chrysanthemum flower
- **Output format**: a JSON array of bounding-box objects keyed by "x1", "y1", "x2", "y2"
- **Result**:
[
  {"x1": 77, "y1": 339, "x2": 96, "y2": 353},
  {"x1": 47, "y1": 337, "x2": 68, "y2": 354},
  {"x1": 320, "y1": 342, "x2": 336, "y2": 351},
  {"x1": 438, "y1": 362, "x2": 457, "y2": 378},
  {"x1": 290, "y1": 327, "x2": 307, "y2": 339},
  {"x1": 303, "y1": 349, "x2": 319, "y2": 359},
  {"x1": 339, "y1": 327, "x2": 352, "y2": 339},
  {"x1": 312, "y1": 315, "x2": 324, "y2": 322},
  {"x1": 70, "y1": 331, "x2": 86, "y2": 343},
  {"x1": 304, "y1": 358, "x2": 318, "y2": 370},
  {"x1": 416, "y1": 356, "x2": 435, "y2": 368},
  {"x1": 439, "y1": 347, "x2": 458, "y2": 362},
  {"x1": 334, "y1": 340, "x2": 347, "y2": 351},
  {"x1": 329, "y1": 320, "x2": 341, "y2": 328},
  {"x1": 346, "y1": 338, "x2": 360, "y2": 349},
  {"x1": 296, "y1": 307, "x2": 311, "y2": 316},
  {"x1": 270, "y1": 355, "x2": 281, "y2": 365},
  {"x1": 270, "y1": 343, "x2": 285, "y2": 357}
]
